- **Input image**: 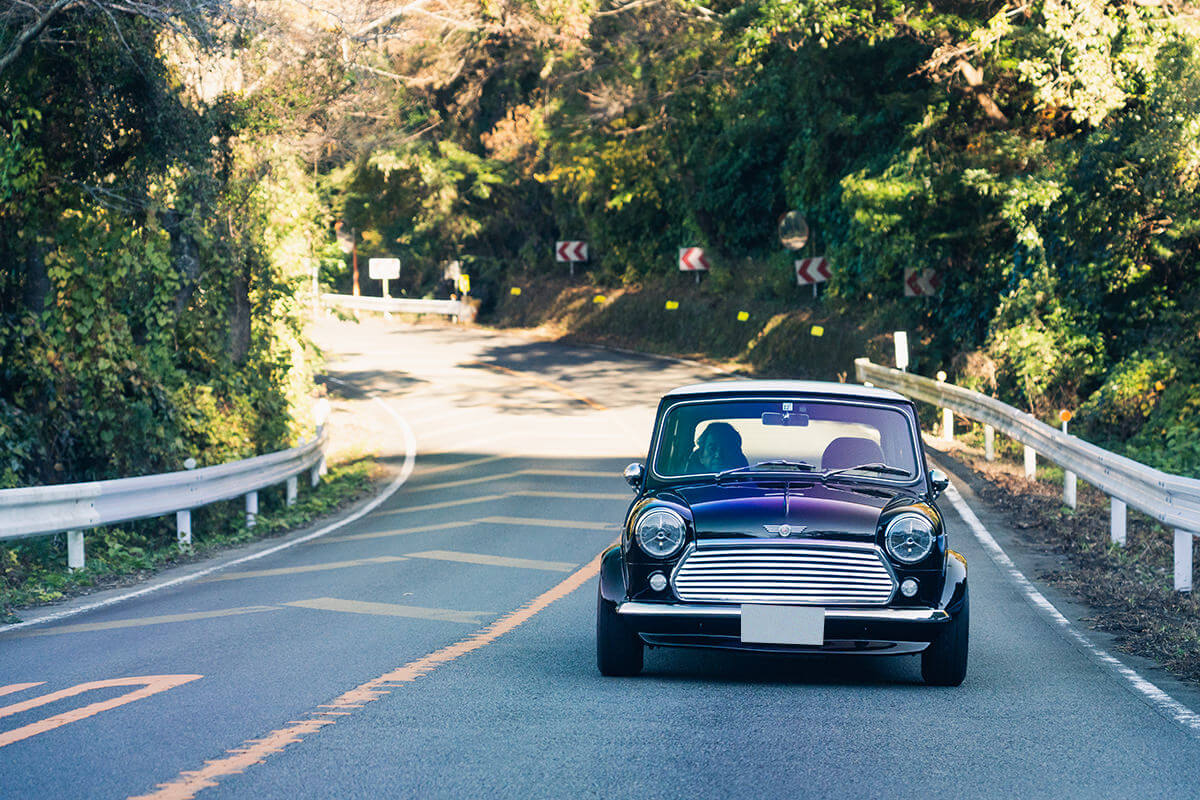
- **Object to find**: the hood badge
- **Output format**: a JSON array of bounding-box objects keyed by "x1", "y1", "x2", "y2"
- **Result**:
[{"x1": 764, "y1": 524, "x2": 805, "y2": 537}]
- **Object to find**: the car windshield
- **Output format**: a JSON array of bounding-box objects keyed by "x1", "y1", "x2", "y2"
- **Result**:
[{"x1": 652, "y1": 398, "x2": 919, "y2": 480}]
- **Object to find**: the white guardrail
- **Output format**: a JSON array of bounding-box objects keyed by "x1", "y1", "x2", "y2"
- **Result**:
[
  {"x1": 855, "y1": 358, "x2": 1200, "y2": 592},
  {"x1": 0, "y1": 426, "x2": 328, "y2": 571},
  {"x1": 321, "y1": 293, "x2": 464, "y2": 318}
]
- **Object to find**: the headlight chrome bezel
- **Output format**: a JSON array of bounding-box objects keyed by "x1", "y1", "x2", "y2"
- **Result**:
[
  {"x1": 884, "y1": 511, "x2": 936, "y2": 564},
  {"x1": 634, "y1": 507, "x2": 688, "y2": 559}
]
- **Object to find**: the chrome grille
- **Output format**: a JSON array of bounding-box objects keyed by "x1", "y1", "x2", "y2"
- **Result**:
[{"x1": 671, "y1": 542, "x2": 896, "y2": 605}]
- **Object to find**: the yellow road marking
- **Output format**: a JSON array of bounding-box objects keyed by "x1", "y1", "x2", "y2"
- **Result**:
[
  {"x1": 463, "y1": 361, "x2": 608, "y2": 411},
  {"x1": 12, "y1": 607, "x2": 280, "y2": 638},
  {"x1": 199, "y1": 556, "x2": 407, "y2": 583},
  {"x1": 369, "y1": 494, "x2": 507, "y2": 517},
  {"x1": 407, "y1": 468, "x2": 623, "y2": 494},
  {"x1": 405, "y1": 550, "x2": 575, "y2": 572},
  {"x1": 515, "y1": 490, "x2": 630, "y2": 500},
  {"x1": 477, "y1": 515, "x2": 619, "y2": 531},
  {"x1": 0, "y1": 682, "x2": 44, "y2": 697},
  {"x1": 1, "y1": 675, "x2": 202, "y2": 749},
  {"x1": 417, "y1": 454, "x2": 513, "y2": 476},
  {"x1": 313, "y1": 520, "x2": 473, "y2": 544},
  {"x1": 283, "y1": 598, "x2": 487, "y2": 625}
]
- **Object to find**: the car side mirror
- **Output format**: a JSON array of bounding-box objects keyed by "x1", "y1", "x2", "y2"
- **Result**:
[
  {"x1": 929, "y1": 468, "x2": 949, "y2": 498},
  {"x1": 623, "y1": 463, "x2": 644, "y2": 491}
]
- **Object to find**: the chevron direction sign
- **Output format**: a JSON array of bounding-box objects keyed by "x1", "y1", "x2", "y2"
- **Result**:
[
  {"x1": 904, "y1": 268, "x2": 941, "y2": 297},
  {"x1": 795, "y1": 257, "x2": 830, "y2": 285},
  {"x1": 679, "y1": 247, "x2": 710, "y2": 272},
  {"x1": 555, "y1": 241, "x2": 588, "y2": 262}
]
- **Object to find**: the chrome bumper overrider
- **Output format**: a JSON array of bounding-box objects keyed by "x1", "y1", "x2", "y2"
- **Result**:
[{"x1": 616, "y1": 602, "x2": 949, "y2": 623}]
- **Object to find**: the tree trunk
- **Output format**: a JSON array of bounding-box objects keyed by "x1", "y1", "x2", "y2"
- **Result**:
[
  {"x1": 163, "y1": 209, "x2": 200, "y2": 317},
  {"x1": 229, "y1": 260, "x2": 251, "y2": 365}
]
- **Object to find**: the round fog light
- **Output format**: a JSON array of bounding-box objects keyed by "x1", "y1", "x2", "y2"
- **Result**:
[
  {"x1": 900, "y1": 578, "x2": 919, "y2": 598},
  {"x1": 649, "y1": 572, "x2": 668, "y2": 592}
]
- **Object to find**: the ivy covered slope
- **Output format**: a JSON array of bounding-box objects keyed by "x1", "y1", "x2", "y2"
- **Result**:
[
  {"x1": 0, "y1": 2, "x2": 327, "y2": 489},
  {"x1": 323, "y1": 0, "x2": 1200, "y2": 476}
]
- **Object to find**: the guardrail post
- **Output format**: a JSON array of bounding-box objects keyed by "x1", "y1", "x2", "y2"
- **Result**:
[
  {"x1": 936, "y1": 371, "x2": 953, "y2": 440},
  {"x1": 1023, "y1": 445, "x2": 1036, "y2": 480},
  {"x1": 67, "y1": 530, "x2": 85, "y2": 571},
  {"x1": 1110, "y1": 498, "x2": 1126, "y2": 546},
  {"x1": 287, "y1": 475, "x2": 298, "y2": 506},
  {"x1": 984, "y1": 425, "x2": 995, "y2": 461},
  {"x1": 1174, "y1": 530, "x2": 1193, "y2": 592},
  {"x1": 1063, "y1": 471, "x2": 1077, "y2": 509},
  {"x1": 246, "y1": 491, "x2": 258, "y2": 528},
  {"x1": 176, "y1": 511, "x2": 192, "y2": 550},
  {"x1": 310, "y1": 462, "x2": 320, "y2": 488}
]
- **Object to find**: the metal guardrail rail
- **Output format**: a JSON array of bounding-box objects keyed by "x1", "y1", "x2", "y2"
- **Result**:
[
  {"x1": 321, "y1": 293, "x2": 464, "y2": 317},
  {"x1": 0, "y1": 426, "x2": 328, "y2": 570},
  {"x1": 855, "y1": 358, "x2": 1200, "y2": 591}
]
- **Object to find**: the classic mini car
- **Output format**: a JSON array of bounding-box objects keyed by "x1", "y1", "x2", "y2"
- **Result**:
[{"x1": 596, "y1": 380, "x2": 968, "y2": 686}]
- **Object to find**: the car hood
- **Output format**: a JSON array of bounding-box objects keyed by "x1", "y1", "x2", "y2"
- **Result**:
[{"x1": 668, "y1": 481, "x2": 907, "y2": 543}]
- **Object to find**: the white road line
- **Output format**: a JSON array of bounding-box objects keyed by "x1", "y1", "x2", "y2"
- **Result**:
[
  {"x1": 283, "y1": 597, "x2": 487, "y2": 625},
  {"x1": 0, "y1": 383, "x2": 418, "y2": 635},
  {"x1": 368, "y1": 494, "x2": 508, "y2": 517},
  {"x1": 515, "y1": 490, "x2": 630, "y2": 501},
  {"x1": 198, "y1": 556, "x2": 408, "y2": 582},
  {"x1": 405, "y1": 550, "x2": 576, "y2": 572},
  {"x1": 943, "y1": 482, "x2": 1200, "y2": 735},
  {"x1": 312, "y1": 521, "x2": 473, "y2": 544}
]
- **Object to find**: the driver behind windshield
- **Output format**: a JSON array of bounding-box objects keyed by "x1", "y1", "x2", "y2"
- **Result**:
[{"x1": 687, "y1": 422, "x2": 749, "y2": 473}]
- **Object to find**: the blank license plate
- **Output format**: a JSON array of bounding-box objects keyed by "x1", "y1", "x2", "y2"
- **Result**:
[{"x1": 740, "y1": 604, "x2": 825, "y2": 646}]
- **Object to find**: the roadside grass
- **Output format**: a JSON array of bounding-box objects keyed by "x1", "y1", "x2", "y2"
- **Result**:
[{"x1": 0, "y1": 458, "x2": 381, "y2": 624}]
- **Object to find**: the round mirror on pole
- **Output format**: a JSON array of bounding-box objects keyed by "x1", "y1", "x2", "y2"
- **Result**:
[{"x1": 778, "y1": 211, "x2": 809, "y2": 251}]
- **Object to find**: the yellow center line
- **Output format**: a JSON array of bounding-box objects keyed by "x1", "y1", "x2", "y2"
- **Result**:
[
  {"x1": 199, "y1": 556, "x2": 408, "y2": 583},
  {"x1": 131, "y1": 546, "x2": 614, "y2": 800},
  {"x1": 463, "y1": 361, "x2": 608, "y2": 411}
]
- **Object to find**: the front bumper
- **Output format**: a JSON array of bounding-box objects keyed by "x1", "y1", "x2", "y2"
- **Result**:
[{"x1": 616, "y1": 602, "x2": 951, "y2": 653}]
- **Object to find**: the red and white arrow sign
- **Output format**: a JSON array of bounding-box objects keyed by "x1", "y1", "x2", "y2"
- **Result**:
[
  {"x1": 679, "y1": 247, "x2": 710, "y2": 272},
  {"x1": 556, "y1": 241, "x2": 588, "y2": 262},
  {"x1": 795, "y1": 257, "x2": 831, "y2": 285},
  {"x1": 904, "y1": 268, "x2": 941, "y2": 297}
]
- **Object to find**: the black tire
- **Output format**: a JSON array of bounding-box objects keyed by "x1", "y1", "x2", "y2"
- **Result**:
[
  {"x1": 921, "y1": 590, "x2": 969, "y2": 686},
  {"x1": 596, "y1": 583, "x2": 644, "y2": 676}
]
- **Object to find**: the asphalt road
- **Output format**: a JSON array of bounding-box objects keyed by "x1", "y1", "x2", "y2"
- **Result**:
[{"x1": 2, "y1": 316, "x2": 1199, "y2": 799}]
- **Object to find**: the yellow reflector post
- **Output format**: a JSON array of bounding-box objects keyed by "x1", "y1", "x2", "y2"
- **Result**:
[
  {"x1": 737, "y1": 311, "x2": 749, "y2": 322},
  {"x1": 510, "y1": 287, "x2": 522, "y2": 296},
  {"x1": 1059, "y1": 409, "x2": 1073, "y2": 423},
  {"x1": 811, "y1": 325, "x2": 824, "y2": 337},
  {"x1": 665, "y1": 300, "x2": 679, "y2": 310},
  {"x1": 593, "y1": 295, "x2": 606, "y2": 304}
]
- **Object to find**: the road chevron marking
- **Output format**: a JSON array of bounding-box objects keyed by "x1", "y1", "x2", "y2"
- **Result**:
[
  {"x1": 0, "y1": 675, "x2": 202, "y2": 749},
  {"x1": 198, "y1": 556, "x2": 407, "y2": 582},
  {"x1": 942, "y1": 481, "x2": 1200, "y2": 736},
  {"x1": 477, "y1": 515, "x2": 619, "y2": 531},
  {"x1": 11, "y1": 606, "x2": 281, "y2": 638},
  {"x1": 405, "y1": 550, "x2": 576, "y2": 572},
  {"x1": 282, "y1": 598, "x2": 488, "y2": 625},
  {"x1": 0, "y1": 682, "x2": 44, "y2": 698},
  {"x1": 130, "y1": 544, "x2": 614, "y2": 800}
]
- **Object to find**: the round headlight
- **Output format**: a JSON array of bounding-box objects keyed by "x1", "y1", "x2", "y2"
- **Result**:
[
  {"x1": 634, "y1": 508, "x2": 687, "y2": 559},
  {"x1": 885, "y1": 512, "x2": 935, "y2": 564}
]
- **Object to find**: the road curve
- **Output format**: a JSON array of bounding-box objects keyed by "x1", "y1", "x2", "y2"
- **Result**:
[{"x1": 1, "y1": 316, "x2": 1199, "y2": 799}]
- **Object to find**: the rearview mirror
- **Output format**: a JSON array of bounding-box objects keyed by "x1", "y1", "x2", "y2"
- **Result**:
[
  {"x1": 623, "y1": 463, "x2": 645, "y2": 491},
  {"x1": 929, "y1": 468, "x2": 949, "y2": 498},
  {"x1": 761, "y1": 412, "x2": 809, "y2": 427}
]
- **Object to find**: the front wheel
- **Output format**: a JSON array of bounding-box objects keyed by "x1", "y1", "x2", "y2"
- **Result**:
[
  {"x1": 921, "y1": 590, "x2": 968, "y2": 686},
  {"x1": 596, "y1": 583, "x2": 643, "y2": 676}
]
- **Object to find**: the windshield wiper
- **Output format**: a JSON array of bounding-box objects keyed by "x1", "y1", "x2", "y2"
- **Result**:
[
  {"x1": 716, "y1": 459, "x2": 815, "y2": 482},
  {"x1": 820, "y1": 462, "x2": 912, "y2": 481}
]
